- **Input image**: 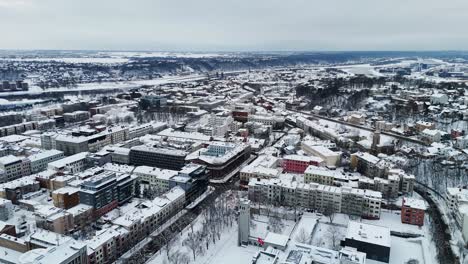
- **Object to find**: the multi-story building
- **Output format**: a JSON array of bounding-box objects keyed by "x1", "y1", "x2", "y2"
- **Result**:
[
  {"x1": 0, "y1": 112, "x2": 23, "y2": 127},
  {"x1": 0, "y1": 121, "x2": 38, "y2": 137},
  {"x1": 133, "y1": 165, "x2": 178, "y2": 193},
  {"x1": 85, "y1": 225, "x2": 130, "y2": 264},
  {"x1": 240, "y1": 155, "x2": 280, "y2": 185},
  {"x1": 63, "y1": 110, "x2": 90, "y2": 123},
  {"x1": 401, "y1": 198, "x2": 426, "y2": 226},
  {"x1": 16, "y1": 239, "x2": 87, "y2": 264},
  {"x1": 48, "y1": 152, "x2": 89, "y2": 174},
  {"x1": 282, "y1": 154, "x2": 324, "y2": 173},
  {"x1": 107, "y1": 126, "x2": 129, "y2": 144},
  {"x1": 0, "y1": 155, "x2": 31, "y2": 183},
  {"x1": 186, "y1": 141, "x2": 251, "y2": 178},
  {"x1": 40, "y1": 132, "x2": 59, "y2": 150},
  {"x1": 341, "y1": 221, "x2": 391, "y2": 263},
  {"x1": 79, "y1": 171, "x2": 135, "y2": 218},
  {"x1": 53, "y1": 132, "x2": 111, "y2": 156},
  {"x1": 34, "y1": 205, "x2": 75, "y2": 234},
  {"x1": 112, "y1": 187, "x2": 185, "y2": 246},
  {"x1": 128, "y1": 123, "x2": 158, "y2": 139},
  {"x1": 301, "y1": 144, "x2": 341, "y2": 167},
  {"x1": 388, "y1": 169, "x2": 415, "y2": 194},
  {"x1": 139, "y1": 94, "x2": 168, "y2": 109},
  {"x1": 0, "y1": 175, "x2": 40, "y2": 204},
  {"x1": 248, "y1": 178, "x2": 382, "y2": 219},
  {"x1": 130, "y1": 145, "x2": 188, "y2": 170},
  {"x1": 304, "y1": 165, "x2": 344, "y2": 186},
  {"x1": 248, "y1": 114, "x2": 285, "y2": 128},
  {"x1": 350, "y1": 152, "x2": 388, "y2": 178},
  {"x1": 66, "y1": 203, "x2": 93, "y2": 231},
  {"x1": 102, "y1": 146, "x2": 131, "y2": 164},
  {"x1": 28, "y1": 149, "x2": 65, "y2": 174},
  {"x1": 169, "y1": 163, "x2": 208, "y2": 204},
  {"x1": 415, "y1": 121, "x2": 435, "y2": 132},
  {"x1": 54, "y1": 135, "x2": 89, "y2": 156},
  {"x1": 52, "y1": 187, "x2": 80, "y2": 209}
]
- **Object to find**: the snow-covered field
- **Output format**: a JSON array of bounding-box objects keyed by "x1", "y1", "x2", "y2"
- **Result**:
[
  {"x1": 0, "y1": 57, "x2": 130, "y2": 64},
  {"x1": 0, "y1": 74, "x2": 206, "y2": 96}
]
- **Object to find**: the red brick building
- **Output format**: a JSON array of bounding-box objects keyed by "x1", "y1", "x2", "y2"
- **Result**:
[
  {"x1": 282, "y1": 155, "x2": 324, "y2": 174},
  {"x1": 401, "y1": 198, "x2": 427, "y2": 226}
]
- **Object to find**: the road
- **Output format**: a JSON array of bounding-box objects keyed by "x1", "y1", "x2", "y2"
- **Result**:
[{"x1": 414, "y1": 184, "x2": 458, "y2": 264}]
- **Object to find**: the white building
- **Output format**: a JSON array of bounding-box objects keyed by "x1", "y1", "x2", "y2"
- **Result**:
[
  {"x1": 48, "y1": 152, "x2": 89, "y2": 174},
  {"x1": 301, "y1": 143, "x2": 341, "y2": 167},
  {"x1": 133, "y1": 165, "x2": 178, "y2": 193},
  {"x1": 430, "y1": 93, "x2": 448, "y2": 105},
  {"x1": 0, "y1": 155, "x2": 31, "y2": 183},
  {"x1": 28, "y1": 149, "x2": 65, "y2": 174},
  {"x1": 248, "y1": 177, "x2": 382, "y2": 219},
  {"x1": 421, "y1": 129, "x2": 443, "y2": 142}
]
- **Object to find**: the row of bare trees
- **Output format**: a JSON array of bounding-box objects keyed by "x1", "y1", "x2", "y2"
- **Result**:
[{"x1": 159, "y1": 192, "x2": 238, "y2": 264}]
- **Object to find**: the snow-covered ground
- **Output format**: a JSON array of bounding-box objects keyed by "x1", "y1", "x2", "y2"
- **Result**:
[
  {"x1": 0, "y1": 57, "x2": 130, "y2": 64},
  {"x1": 0, "y1": 74, "x2": 206, "y2": 96},
  {"x1": 147, "y1": 211, "x2": 258, "y2": 264},
  {"x1": 341, "y1": 64, "x2": 384, "y2": 77},
  {"x1": 317, "y1": 118, "x2": 396, "y2": 145},
  {"x1": 146, "y1": 202, "x2": 439, "y2": 264}
]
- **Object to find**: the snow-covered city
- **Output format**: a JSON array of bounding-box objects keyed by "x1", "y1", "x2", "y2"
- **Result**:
[{"x1": 1, "y1": 1, "x2": 468, "y2": 264}]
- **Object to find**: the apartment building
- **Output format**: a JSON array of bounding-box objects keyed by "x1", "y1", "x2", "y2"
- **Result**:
[
  {"x1": 350, "y1": 152, "x2": 389, "y2": 178},
  {"x1": 63, "y1": 110, "x2": 90, "y2": 123},
  {"x1": 112, "y1": 187, "x2": 185, "y2": 245},
  {"x1": 48, "y1": 152, "x2": 89, "y2": 174},
  {"x1": 0, "y1": 175, "x2": 40, "y2": 204},
  {"x1": 52, "y1": 186, "x2": 80, "y2": 209},
  {"x1": 240, "y1": 155, "x2": 280, "y2": 185},
  {"x1": 34, "y1": 205, "x2": 74, "y2": 235},
  {"x1": 28, "y1": 149, "x2": 65, "y2": 174},
  {"x1": 14, "y1": 239, "x2": 88, "y2": 264},
  {"x1": 401, "y1": 198, "x2": 427, "y2": 226},
  {"x1": 282, "y1": 154, "x2": 324, "y2": 173},
  {"x1": 133, "y1": 165, "x2": 178, "y2": 193},
  {"x1": 248, "y1": 178, "x2": 382, "y2": 219},
  {"x1": 54, "y1": 135, "x2": 89, "y2": 155},
  {"x1": 0, "y1": 155, "x2": 31, "y2": 183},
  {"x1": 107, "y1": 126, "x2": 129, "y2": 144},
  {"x1": 388, "y1": 169, "x2": 415, "y2": 194}
]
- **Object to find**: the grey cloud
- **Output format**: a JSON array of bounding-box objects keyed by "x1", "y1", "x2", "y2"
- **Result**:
[{"x1": 0, "y1": 0, "x2": 467, "y2": 51}]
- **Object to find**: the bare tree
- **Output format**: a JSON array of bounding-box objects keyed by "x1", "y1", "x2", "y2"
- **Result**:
[
  {"x1": 183, "y1": 232, "x2": 200, "y2": 260},
  {"x1": 268, "y1": 214, "x2": 285, "y2": 233},
  {"x1": 295, "y1": 227, "x2": 310, "y2": 244},
  {"x1": 326, "y1": 225, "x2": 343, "y2": 250},
  {"x1": 179, "y1": 253, "x2": 191, "y2": 264},
  {"x1": 323, "y1": 202, "x2": 336, "y2": 224},
  {"x1": 162, "y1": 233, "x2": 179, "y2": 258},
  {"x1": 169, "y1": 250, "x2": 186, "y2": 264}
]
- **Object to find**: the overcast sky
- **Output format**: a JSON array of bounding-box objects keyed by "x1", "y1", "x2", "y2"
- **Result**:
[{"x1": 0, "y1": 0, "x2": 467, "y2": 51}]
